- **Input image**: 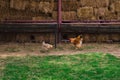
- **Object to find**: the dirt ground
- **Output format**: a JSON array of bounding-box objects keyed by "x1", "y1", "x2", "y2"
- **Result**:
[{"x1": 0, "y1": 42, "x2": 120, "y2": 58}]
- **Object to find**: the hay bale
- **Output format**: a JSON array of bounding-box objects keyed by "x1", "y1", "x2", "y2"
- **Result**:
[
  {"x1": 0, "y1": 0, "x2": 7, "y2": 8},
  {"x1": 104, "y1": 12, "x2": 118, "y2": 20},
  {"x1": 80, "y1": 0, "x2": 96, "y2": 7},
  {"x1": 32, "y1": 16, "x2": 52, "y2": 20},
  {"x1": 84, "y1": 34, "x2": 97, "y2": 42},
  {"x1": 53, "y1": 0, "x2": 80, "y2": 11},
  {"x1": 16, "y1": 33, "x2": 30, "y2": 42},
  {"x1": 80, "y1": 0, "x2": 109, "y2": 7},
  {"x1": 49, "y1": 33, "x2": 55, "y2": 43},
  {"x1": 110, "y1": 1, "x2": 120, "y2": 12},
  {"x1": 96, "y1": 0, "x2": 109, "y2": 7},
  {"x1": 32, "y1": 16, "x2": 46, "y2": 20},
  {"x1": 109, "y1": 0, "x2": 118, "y2": 3},
  {"x1": 62, "y1": 0, "x2": 80, "y2": 11},
  {"x1": 35, "y1": 34, "x2": 43, "y2": 43},
  {"x1": 77, "y1": 7, "x2": 94, "y2": 20},
  {"x1": 52, "y1": 11, "x2": 57, "y2": 20},
  {"x1": 118, "y1": 13, "x2": 120, "y2": 20},
  {"x1": 38, "y1": 1, "x2": 54, "y2": 14},
  {"x1": 83, "y1": 34, "x2": 91, "y2": 42},
  {"x1": 0, "y1": 6, "x2": 11, "y2": 20},
  {"x1": 53, "y1": 2, "x2": 57, "y2": 11},
  {"x1": 94, "y1": 7, "x2": 109, "y2": 17},
  {"x1": 52, "y1": 11, "x2": 77, "y2": 20},
  {"x1": 62, "y1": 11, "x2": 77, "y2": 20},
  {"x1": 10, "y1": 0, "x2": 29, "y2": 10},
  {"x1": 110, "y1": 34, "x2": 120, "y2": 41},
  {"x1": 29, "y1": 1, "x2": 39, "y2": 12},
  {"x1": 35, "y1": 33, "x2": 54, "y2": 43},
  {"x1": 0, "y1": 0, "x2": 9, "y2": 8},
  {"x1": 39, "y1": 0, "x2": 52, "y2": 2},
  {"x1": 2, "y1": 8, "x2": 33, "y2": 20},
  {"x1": 91, "y1": 35, "x2": 97, "y2": 42},
  {"x1": 94, "y1": 7, "x2": 118, "y2": 20},
  {"x1": 97, "y1": 34, "x2": 109, "y2": 42}
]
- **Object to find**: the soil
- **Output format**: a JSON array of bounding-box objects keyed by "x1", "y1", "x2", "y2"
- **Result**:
[{"x1": 0, "y1": 42, "x2": 120, "y2": 58}]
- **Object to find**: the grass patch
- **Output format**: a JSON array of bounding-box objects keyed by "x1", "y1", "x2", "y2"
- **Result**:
[{"x1": 1, "y1": 53, "x2": 120, "y2": 80}]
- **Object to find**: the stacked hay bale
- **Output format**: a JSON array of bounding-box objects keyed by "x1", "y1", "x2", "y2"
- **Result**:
[
  {"x1": 10, "y1": 0, "x2": 29, "y2": 10},
  {"x1": 77, "y1": 7, "x2": 95, "y2": 20},
  {"x1": 52, "y1": 11, "x2": 77, "y2": 20},
  {"x1": 59, "y1": 0, "x2": 119, "y2": 20},
  {"x1": 62, "y1": 0, "x2": 80, "y2": 11},
  {"x1": 0, "y1": 0, "x2": 10, "y2": 21},
  {"x1": 0, "y1": 0, "x2": 9, "y2": 8},
  {"x1": 79, "y1": 0, "x2": 119, "y2": 20},
  {"x1": 110, "y1": 0, "x2": 120, "y2": 20},
  {"x1": 80, "y1": 0, "x2": 109, "y2": 7},
  {"x1": 0, "y1": 0, "x2": 120, "y2": 21},
  {"x1": 0, "y1": 0, "x2": 55, "y2": 21},
  {"x1": 62, "y1": 11, "x2": 77, "y2": 20}
]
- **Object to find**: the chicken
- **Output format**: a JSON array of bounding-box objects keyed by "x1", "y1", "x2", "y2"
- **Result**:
[
  {"x1": 42, "y1": 41, "x2": 53, "y2": 50},
  {"x1": 69, "y1": 35, "x2": 83, "y2": 48}
]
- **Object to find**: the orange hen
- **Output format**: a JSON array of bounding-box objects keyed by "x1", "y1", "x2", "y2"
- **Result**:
[{"x1": 69, "y1": 35, "x2": 83, "y2": 48}]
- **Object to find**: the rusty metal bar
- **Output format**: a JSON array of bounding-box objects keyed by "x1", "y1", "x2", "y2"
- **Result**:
[
  {"x1": 1, "y1": 20, "x2": 56, "y2": 23},
  {"x1": 1, "y1": 20, "x2": 120, "y2": 23},
  {"x1": 62, "y1": 23, "x2": 120, "y2": 25},
  {"x1": 57, "y1": 0, "x2": 62, "y2": 43},
  {"x1": 62, "y1": 20, "x2": 120, "y2": 23}
]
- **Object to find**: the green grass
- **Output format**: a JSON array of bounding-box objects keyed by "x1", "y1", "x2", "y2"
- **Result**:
[{"x1": 1, "y1": 53, "x2": 120, "y2": 80}]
